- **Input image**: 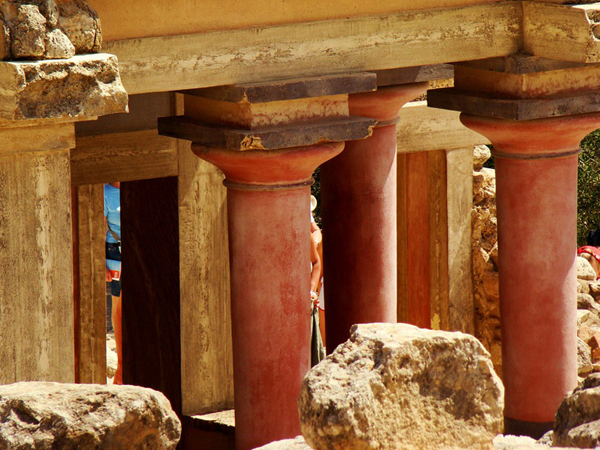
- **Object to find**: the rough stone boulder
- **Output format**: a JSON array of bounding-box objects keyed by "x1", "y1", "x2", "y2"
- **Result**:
[
  {"x1": 0, "y1": 382, "x2": 181, "y2": 449},
  {"x1": 553, "y1": 373, "x2": 600, "y2": 448},
  {"x1": 253, "y1": 436, "x2": 311, "y2": 449},
  {"x1": 299, "y1": 323, "x2": 504, "y2": 450},
  {"x1": 0, "y1": 0, "x2": 102, "y2": 60},
  {"x1": 578, "y1": 256, "x2": 597, "y2": 281}
]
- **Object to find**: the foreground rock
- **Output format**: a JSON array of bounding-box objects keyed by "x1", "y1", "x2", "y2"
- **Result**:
[
  {"x1": 0, "y1": 382, "x2": 181, "y2": 449},
  {"x1": 299, "y1": 323, "x2": 504, "y2": 450},
  {"x1": 554, "y1": 373, "x2": 600, "y2": 448},
  {"x1": 253, "y1": 436, "x2": 311, "y2": 449}
]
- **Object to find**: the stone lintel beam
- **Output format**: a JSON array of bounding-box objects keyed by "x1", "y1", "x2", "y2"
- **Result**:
[
  {"x1": 523, "y1": 1, "x2": 600, "y2": 64},
  {"x1": 0, "y1": 53, "x2": 128, "y2": 122},
  {"x1": 182, "y1": 72, "x2": 376, "y2": 103},
  {"x1": 428, "y1": 56, "x2": 600, "y2": 120},
  {"x1": 158, "y1": 115, "x2": 375, "y2": 151}
]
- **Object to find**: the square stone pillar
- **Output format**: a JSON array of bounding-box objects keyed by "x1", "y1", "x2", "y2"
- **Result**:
[{"x1": 0, "y1": 54, "x2": 127, "y2": 384}]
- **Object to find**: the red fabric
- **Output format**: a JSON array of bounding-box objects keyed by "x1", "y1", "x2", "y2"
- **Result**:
[{"x1": 578, "y1": 246, "x2": 600, "y2": 265}]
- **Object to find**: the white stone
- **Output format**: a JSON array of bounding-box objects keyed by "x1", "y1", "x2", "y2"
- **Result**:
[
  {"x1": 0, "y1": 382, "x2": 181, "y2": 449},
  {"x1": 578, "y1": 256, "x2": 597, "y2": 281},
  {"x1": 299, "y1": 323, "x2": 504, "y2": 450},
  {"x1": 253, "y1": 436, "x2": 311, "y2": 449}
]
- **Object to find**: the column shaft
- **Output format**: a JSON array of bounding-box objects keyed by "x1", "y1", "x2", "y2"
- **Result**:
[
  {"x1": 194, "y1": 143, "x2": 344, "y2": 450},
  {"x1": 228, "y1": 186, "x2": 310, "y2": 448},
  {"x1": 460, "y1": 112, "x2": 600, "y2": 437},
  {"x1": 321, "y1": 83, "x2": 428, "y2": 352}
]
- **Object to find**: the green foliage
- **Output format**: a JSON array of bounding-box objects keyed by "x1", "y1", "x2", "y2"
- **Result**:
[{"x1": 578, "y1": 130, "x2": 600, "y2": 246}]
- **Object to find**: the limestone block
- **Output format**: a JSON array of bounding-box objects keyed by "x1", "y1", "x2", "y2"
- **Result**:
[
  {"x1": 45, "y1": 28, "x2": 75, "y2": 59},
  {"x1": 57, "y1": 0, "x2": 102, "y2": 53},
  {"x1": 0, "y1": 53, "x2": 128, "y2": 120},
  {"x1": 253, "y1": 436, "x2": 311, "y2": 450},
  {"x1": 9, "y1": 4, "x2": 47, "y2": 59},
  {"x1": 492, "y1": 434, "x2": 571, "y2": 449},
  {"x1": 473, "y1": 144, "x2": 491, "y2": 171},
  {"x1": 299, "y1": 323, "x2": 504, "y2": 450},
  {"x1": 578, "y1": 256, "x2": 597, "y2": 281},
  {"x1": 578, "y1": 279, "x2": 591, "y2": 295},
  {"x1": 0, "y1": 0, "x2": 100, "y2": 60},
  {"x1": 554, "y1": 373, "x2": 600, "y2": 447},
  {"x1": 578, "y1": 293, "x2": 600, "y2": 318},
  {"x1": 578, "y1": 337, "x2": 593, "y2": 378},
  {"x1": 0, "y1": 382, "x2": 181, "y2": 449},
  {"x1": 590, "y1": 281, "x2": 600, "y2": 301}
]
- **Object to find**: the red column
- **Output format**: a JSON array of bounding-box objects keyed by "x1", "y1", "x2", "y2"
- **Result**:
[
  {"x1": 320, "y1": 83, "x2": 428, "y2": 352},
  {"x1": 460, "y1": 112, "x2": 600, "y2": 438},
  {"x1": 193, "y1": 143, "x2": 344, "y2": 450}
]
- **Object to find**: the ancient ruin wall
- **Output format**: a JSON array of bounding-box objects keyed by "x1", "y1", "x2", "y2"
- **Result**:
[{"x1": 472, "y1": 145, "x2": 501, "y2": 375}]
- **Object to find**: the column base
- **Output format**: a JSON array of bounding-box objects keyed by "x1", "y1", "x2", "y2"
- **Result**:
[{"x1": 504, "y1": 416, "x2": 553, "y2": 439}]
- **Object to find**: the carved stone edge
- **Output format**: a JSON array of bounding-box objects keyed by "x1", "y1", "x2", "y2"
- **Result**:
[
  {"x1": 158, "y1": 115, "x2": 376, "y2": 150},
  {"x1": 427, "y1": 87, "x2": 600, "y2": 121},
  {"x1": 0, "y1": 53, "x2": 128, "y2": 123}
]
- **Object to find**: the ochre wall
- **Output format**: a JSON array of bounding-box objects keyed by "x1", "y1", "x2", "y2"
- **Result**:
[{"x1": 90, "y1": 0, "x2": 503, "y2": 41}]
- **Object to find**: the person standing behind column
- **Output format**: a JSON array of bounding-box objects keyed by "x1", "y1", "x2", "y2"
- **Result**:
[{"x1": 105, "y1": 182, "x2": 123, "y2": 384}]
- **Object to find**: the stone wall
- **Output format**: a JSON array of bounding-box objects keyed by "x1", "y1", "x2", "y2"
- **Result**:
[{"x1": 471, "y1": 145, "x2": 502, "y2": 375}]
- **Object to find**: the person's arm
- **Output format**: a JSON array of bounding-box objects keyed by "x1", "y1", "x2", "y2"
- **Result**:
[
  {"x1": 104, "y1": 215, "x2": 112, "y2": 282},
  {"x1": 310, "y1": 233, "x2": 321, "y2": 306}
]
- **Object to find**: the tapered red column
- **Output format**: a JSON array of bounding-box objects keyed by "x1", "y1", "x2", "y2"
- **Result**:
[
  {"x1": 321, "y1": 82, "x2": 428, "y2": 352},
  {"x1": 194, "y1": 143, "x2": 344, "y2": 450},
  {"x1": 460, "y1": 112, "x2": 600, "y2": 437}
]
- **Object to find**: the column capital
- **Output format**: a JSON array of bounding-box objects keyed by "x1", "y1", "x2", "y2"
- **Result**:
[
  {"x1": 192, "y1": 142, "x2": 344, "y2": 189},
  {"x1": 159, "y1": 73, "x2": 378, "y2": 151},
  {"x1": 428, "y1": 55, "x2": 600, "y2": 121},
  {"x1": 349, "y1": 82, "x2": 429, "y2": 124},
  {"x1": 460, "y1": 112, "x2": 600, "y2": 157}
]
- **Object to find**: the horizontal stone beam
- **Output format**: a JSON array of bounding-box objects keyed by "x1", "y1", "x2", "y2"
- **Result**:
[
  {"x1": 71, "y1": 129, "x2": 178, "y2": 185},
  {"x1": 104, "y1": 3, "x2": 520, "y2": 95},
  {"x1": 523, "y1": 2, "x2": 600, "y2": 64},
  {"x1": 398, "y1": 101, "x2": 489, "y2": 152},
  {"x1": 0, "y1": 53, "x2": 128, "y2": 121}
]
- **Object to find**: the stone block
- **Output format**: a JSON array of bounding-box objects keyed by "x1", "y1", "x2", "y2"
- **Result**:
[
  {"x1": 299, "y1": 323, "x2": 503, "y2": 450},
  {"x1": 578, "y1": 257, "x2": 597, "y2": 281},
  {"x1": 554, "y1": 373, "x2": 600, "y2": 447},
  {"x1": 0, "y1": 382, "x2": 181, "y2": 449},
  {"x1": 253, "y1": 436, "x2": 311, "y2": 449},
  {"x1": 0, "y1": 53, "x2": 128, "y2": 121}
]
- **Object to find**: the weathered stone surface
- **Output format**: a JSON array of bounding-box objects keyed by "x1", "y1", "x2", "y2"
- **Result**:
[
  {"x1": 0, "y1": 382, "x2": 181, "y2": 449},
  {"x1": 0, "y1": 0, "x2": 101, "y2": 60},
  {"x1": 578, "y1": 279, "x2": 591, "y2": 295},
  {"x1": 45, "y1": 28, "x2": 75, "y2": 59},
  {"x1": 472, "y1": 149, "x2": 501, "y2": 375},
  {"x1": 578, "y1": 293, "x2": 600, "y2": 317},
  {"x1": 578, "y1": 337, "x2": 593, "y2": 377},
  {"x1": 0, "y1": 53, "x2": 128, "y2": 120},
  {"x1": 492, "y1": 434, "x2": 572, "y2": 449},
  {"x1": 554, "y1": 373, "x2": 600, "y2": 448},
  {"x1": 9, "y1": 4, "x2": 47, "y2": 59},
  {"x1": 578, "y1": 256, "x2": 597, "y2": 281},
  {"x1": 590, "y1": 282, "x2": 600, "y2": 300},
  {"x1": 57, "y1": 0, "x2": 102, "y2": 54},
  {"x1": 253, "y1": 436, "x2": 311, "y2": 450},
  {"x1": 299, "y1": 323, "x2": 504, "y2": 450},
  {"x1": 473, "y1": 144, "x2": 491, "y2": 171}
]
